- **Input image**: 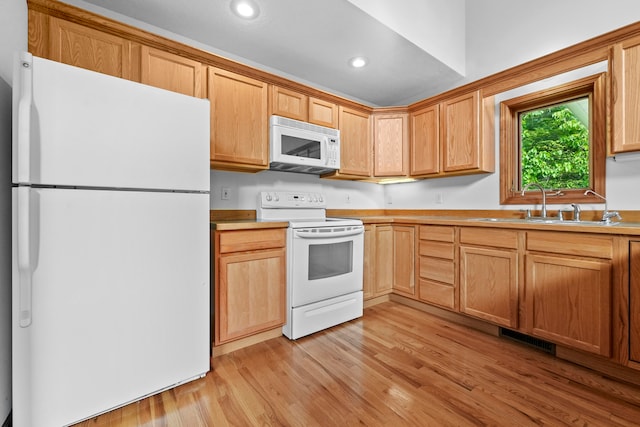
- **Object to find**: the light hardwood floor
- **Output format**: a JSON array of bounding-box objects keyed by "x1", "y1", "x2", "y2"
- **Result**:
[{"x1": 75, "y1": 302, "x2": 640, "y2": 426}]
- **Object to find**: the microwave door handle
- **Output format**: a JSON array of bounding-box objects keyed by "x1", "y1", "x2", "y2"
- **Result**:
[
  {"x1": 294, "y1": 227, "x2": 364, "y2": 239},
  {"x1": 323, "y1": 138, "x2": 329, "y2": 165}
]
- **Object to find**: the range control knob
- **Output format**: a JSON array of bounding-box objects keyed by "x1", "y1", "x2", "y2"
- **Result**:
[{"x1": 265, "y1": 193, "x2": 272, "y2": 202}]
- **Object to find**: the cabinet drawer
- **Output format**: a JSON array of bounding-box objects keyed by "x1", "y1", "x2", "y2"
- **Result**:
[
  {"x1": 460, "y1": 227, "x2": 518, "y2": 249},
  {"x1": 419, "y1": 256, "x2": 454, "y2": 284},
  {"x1": 218, "y1": 229, "x2": 286, "y2": 253},
  {"x1": 418, "y1": 279, "x2": 456, "y2": 310},
  {"x1": 419, "y1": 241, "x2": 454, "y2": 260},
  {"x1": 526, "y1": 231, "x2": 613, "y2": 259},
  {"x1": 419, "y1": 225, "x2": 454, "y2": 242}
]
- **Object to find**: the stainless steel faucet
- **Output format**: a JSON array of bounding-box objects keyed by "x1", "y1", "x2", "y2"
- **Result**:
[
  {"x1": 571, "y1": 203, "x2": 581, "y2": 221},
  {"x1": 583, "y1": 190, "x2": 622, "y2": 224},
  {"x1": 521, "y1": 182, "x2": 547, "y2": 218}
]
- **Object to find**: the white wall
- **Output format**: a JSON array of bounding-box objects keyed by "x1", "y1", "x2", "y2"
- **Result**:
[
  {"x1": 465, "y1": 0, "x2": 640, "y2": 84},
  {"x1": 0, "y1": 0, "x2": 27, "y2": 422},
  {"x1": 210, "y1": 170, "x2": 383, "y2": 210},
  {"x1": 383, "y1": 1, "x2": 640, "y2": 213}
]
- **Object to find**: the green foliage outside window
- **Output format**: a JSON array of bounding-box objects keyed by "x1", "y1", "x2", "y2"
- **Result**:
[{"x1": 520, "y1": 100, "x2": 590, "y2": 190}]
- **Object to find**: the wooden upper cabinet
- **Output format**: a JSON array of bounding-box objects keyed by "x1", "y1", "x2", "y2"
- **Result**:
[
  {"x1": 208, "y1": 67, "x2": 269, "y2": 171},
  {"x1": 47, "y1": 17, "x2": 136, "y2": 80},
  {"x1": 140, "y1": 46, "x2": 204, "y2": 97},
  {"x1": 410, "y1": 104, "x2": 440, "y2": 176},
  {"x1": 338, "y1": 106, "x2": 372, "y2": 177},
  {"x1": 410, "y1": 92, "x2": 492, "y2": 178},
  {"x1": 270, "y1": 87, "x2": 338, "y2": 128},
  {"x1": 373, "y1": 113, "x2": 409, "y2": 177},
  {"x1": 442, "y1": 91, "x2": 480, "y2": 172},
  {"x1": 309, "y1": 97, "x2": 338, "y2": 128},
  {"x1": 611, "y1": 35, "x2": 640, "y2": 154},
  {"x1": 270, "y1": 86, "x2": 308, "y2": 121}
]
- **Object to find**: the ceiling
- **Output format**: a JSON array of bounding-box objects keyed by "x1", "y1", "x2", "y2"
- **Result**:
[{"x1": 77, "y1": 0, "x2": 466, "y2": 107}]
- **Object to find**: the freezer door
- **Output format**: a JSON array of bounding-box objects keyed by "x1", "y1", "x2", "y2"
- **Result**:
[
  {"x1": 12, "y1": 187, "x2": 210, "y2": 427},
  {"x1": 13, "y1": 53, "x2": 209, "y2": 191}
]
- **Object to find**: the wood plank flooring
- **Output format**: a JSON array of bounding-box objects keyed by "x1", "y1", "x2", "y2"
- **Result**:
[{"x1": 75, "y1": 302, "x2": 640, "y2": 426}]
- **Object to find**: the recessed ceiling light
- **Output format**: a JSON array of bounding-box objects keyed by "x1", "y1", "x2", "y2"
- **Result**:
[
  {"x1": 230, "y1": 0, "x2": 260, "y2": 19},
  {"x1": 349, "y1": 57, "x2": 368, "y2": 68}
]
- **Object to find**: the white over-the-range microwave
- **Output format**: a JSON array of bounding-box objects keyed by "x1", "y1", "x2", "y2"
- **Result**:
[{"x1": 269, "y1": 115, "x2": 340, "y2": 175}]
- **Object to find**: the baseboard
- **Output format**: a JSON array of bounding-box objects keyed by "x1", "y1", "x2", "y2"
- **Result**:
[
  {"x1": 363, "y1": 294, "x2": 390, "y2": 308},
  {"x1": 389, "y1": 294, "x2": 500, "y2": 337},
  {"x1": 211, "y1": 327, "x2": 283, "y2": 360}
]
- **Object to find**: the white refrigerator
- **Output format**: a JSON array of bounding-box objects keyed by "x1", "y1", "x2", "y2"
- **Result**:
[{"x1": 11, "y1": 52, "x2": 211, "y2": 426}]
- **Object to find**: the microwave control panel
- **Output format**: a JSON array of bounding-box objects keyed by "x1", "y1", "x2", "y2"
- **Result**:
[{"x1": 326, "y1": 138, "x2": 339, "y2": 168}]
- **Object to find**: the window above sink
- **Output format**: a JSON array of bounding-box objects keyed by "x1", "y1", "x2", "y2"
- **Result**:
[{"x1": 498, "y1": 69, "x2": 607, "y2": 207}]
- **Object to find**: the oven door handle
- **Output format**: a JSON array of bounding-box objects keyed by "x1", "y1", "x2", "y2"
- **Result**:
[{"x1": 293, "y1": 227, "x2": 364, "y2": 239}]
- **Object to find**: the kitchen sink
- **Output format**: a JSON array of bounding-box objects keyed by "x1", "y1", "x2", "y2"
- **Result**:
[{"x1": 470, "y1": 217, "x2": 620, "y2": 226}]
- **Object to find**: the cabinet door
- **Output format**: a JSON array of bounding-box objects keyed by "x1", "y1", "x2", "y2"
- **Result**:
[
  {"x1": 217, "y1": 248, "x2": 286, "y2": 344},
  {"x1": 612, "y1": 36, "x2": 640, "y2": 154},
  {"x1": 460, "y1": 246, "x2": 518, "y2": 328},
  {"x1": 338, "y1": 106, "x2": 372, "y2": 177},
  {"x1": 525, "y1": 254, "x2": 611, "y2": 356},
  {"x1": 442, "y1": 91, "x2": 480, "y2": 172},
  {"x1": 208, "y1": 67, "x2": 269, "y2": 170},
  {"x1": 363, "y1": 225, "x2": 375, "y2": 300},
  {"x1": 140, "y1": 46, "x2": 204, "y2": 97},
  {"x1": 374, "y1": 114, "x2": 409, "y2": 177},
  {"x1": 410, "y1": 104, "x2": 440, "y2": 176},
  {"x1": 49, "y1": 17, "x2": 134, "y2": 79},
  {"x1": 392, "y1": 226, "x2": 415, "y2": 296},
  {"x1": 271, "y1": 86, "x2": 308, "y2": 121},
  {"x1": 374, "y1": 225, "x2": 393, "y2": 296},
  {"x1": 309, "y1": 97, "x2": 338, "y2": 128},
  {"x1": 630, "y1": 241, "x2": 640, "y2": 362}
]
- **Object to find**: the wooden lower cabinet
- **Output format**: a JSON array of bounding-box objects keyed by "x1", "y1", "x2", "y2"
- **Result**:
[
  {"x1": 524, "y1": 232, "x2": 613, "y2": 357},
  {"x1": 213, "y1": 228, "x2": 286, "y2": 345},
  {"x1": 459, "y1": 228, "x2": 519, "y2": 328},
  {"x1": 629, "y1": 241, "x2": 640, "y2": 362},
  {"x1": 363, "y1": 224, "x2": 393, "y2": 299},
  {"x1": 417, "y1": 225, "x2": 457, "y2": 310},
  {"x1": 392, "y1": 225, "x2": 416, "y2": 297},
  {"x1": 374, "y1": 225, "x2": 394, "y2": 296}
]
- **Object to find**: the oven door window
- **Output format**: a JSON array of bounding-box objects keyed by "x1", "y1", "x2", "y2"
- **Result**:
[{"x1": 308, "y1": 241, "x2": 353, "y2": 280}]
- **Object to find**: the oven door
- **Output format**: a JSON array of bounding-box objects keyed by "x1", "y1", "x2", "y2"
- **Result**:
[{"x1": 289, "y1": 225, "x2": 364, "y2": 307}]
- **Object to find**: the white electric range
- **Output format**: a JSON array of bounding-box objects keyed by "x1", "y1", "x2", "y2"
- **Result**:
[{"x1": 257, "y1": 191, "x2": 364, "y2": 339}]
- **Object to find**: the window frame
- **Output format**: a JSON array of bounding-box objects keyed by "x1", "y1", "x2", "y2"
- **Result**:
[{"x1": 499, "y1": 73, "x2": 607, "y2": 206}]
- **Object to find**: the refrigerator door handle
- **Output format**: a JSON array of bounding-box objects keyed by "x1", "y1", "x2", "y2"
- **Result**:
[
  {"x1": 17, "y1": 186, "x2": 33, "y2": 327},
  {"x1": 17, "y1": 53, "x2": 32, "y2": 184}
]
